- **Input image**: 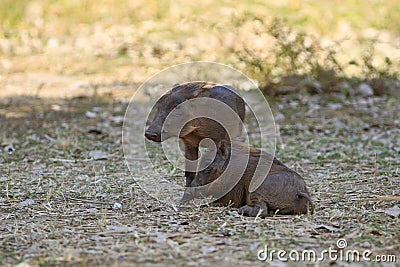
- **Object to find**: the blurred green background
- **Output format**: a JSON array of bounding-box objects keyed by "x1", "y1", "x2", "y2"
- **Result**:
[{"x1": 0, "y1": 0, "x2": 399, "y2": 96}]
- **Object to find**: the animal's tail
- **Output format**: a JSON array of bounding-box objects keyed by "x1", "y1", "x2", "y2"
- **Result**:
[{"x1": 298, "y1": 192, "x2": 315, "y2": 215}]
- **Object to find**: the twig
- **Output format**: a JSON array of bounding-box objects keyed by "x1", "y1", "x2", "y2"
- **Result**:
[
  {"x1": 64, "y1": 196, "x2": 113, "y2": 205},
  {"x1": 54, "y1": 192, "x2": 113, "y2": 205},
  {"x1": 363, "y1": 196, "x2": 400, "y2": 202},
  {"x1": 49, "y1": 158, "x2": 76, "y2": 163}
]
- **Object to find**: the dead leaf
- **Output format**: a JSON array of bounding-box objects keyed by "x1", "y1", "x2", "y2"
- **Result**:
[
  {"x1": 201, "y1": 246, "x2": 217, "y2": 253},
  {"x1": 367, "y1": 196, "x2": 400, "y2": 202},
  {"x1": 1, "y1": 141, "x2": 13, "y2": 146},
  {"x1": 156, "y1": 234, "x2": 167, "y2": 243},
  {"x1": 14, "y1": 261, "x2": 32, "y2": 267},
  {"x1": 111, "y1": 116, "x2": 124, "y2": 125},
  {"x1": 18, "y1": 199, "x2": 35, "y2": 207},
  {"x1": 85, "y1": 111, "x2": 97, "y2": 118},
  {"x1": 107, "y1": 225, "x2": 134, "y2": 232},
  {"x1": 113, "y1": 202, "x2": 122, "y2": 209},
  {"x1": 89, "y1": 150, "x2": 109, "y2": 160},
  {"x1": 314, "y1": 224, "x2": 338, "y2": 232},
  {"x1": 157, "y1": 211, "x2": 169, "y2": 216},
  {"x1": 229, "y1": 211, "x2": 240, "y2": 217},
  {"x1": 377, "y1": 205, "x2": 400, "y2": 218},
  {"x1": 86, "y1": 208, "x2": 99, "y2": 213},
  {"x1": 51, "y1": 104, "x2": 62, "y2": 111}
]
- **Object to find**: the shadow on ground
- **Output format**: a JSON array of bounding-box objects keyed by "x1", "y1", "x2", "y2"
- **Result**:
[{"x1": 0, "y1": 91, "x2": 399, "y2": 266}]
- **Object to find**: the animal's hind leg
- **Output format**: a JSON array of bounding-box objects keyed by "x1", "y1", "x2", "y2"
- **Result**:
[
  {"x1": 238, "y1": 203, "x2": 268, "y2": 218},
  {"x1": 298, "y1": 192, "x2": 314, "y2": 215}
]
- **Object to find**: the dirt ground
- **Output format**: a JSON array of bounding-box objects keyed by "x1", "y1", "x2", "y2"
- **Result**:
[
  {"x1": 0, "y1": 87, "x2": 399, "y2": 266},
  {"x1": 1, "y1": 1, "x2": 399, "y2": 265}
]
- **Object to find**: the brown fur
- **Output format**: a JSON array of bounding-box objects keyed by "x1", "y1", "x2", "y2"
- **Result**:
[
  {"x1": 145, "y1": 81, "x2": 246, "y2": 187},
  {"x1": 185, "y1": 141, "x2": 314, "y2": 217}
]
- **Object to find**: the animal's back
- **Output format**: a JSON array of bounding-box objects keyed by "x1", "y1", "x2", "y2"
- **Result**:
[{"x1": 257, "y1": 169, "x2": 310, "y2": 214}]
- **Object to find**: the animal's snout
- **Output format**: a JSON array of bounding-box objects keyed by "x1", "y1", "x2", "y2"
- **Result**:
[{"x1": 145, "y1": 130, "x2": 161, "y2": 142}]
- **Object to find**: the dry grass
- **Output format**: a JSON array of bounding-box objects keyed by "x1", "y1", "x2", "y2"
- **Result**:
[
  {"x1": 0, "y1": 1, "x2": 399, "y2": 266},
  {"x1": 0, "y1": 92, "x2": 399, "y2": 266},
  {"x1": 1, "y1": 1, "x2": 399, "y2": 98}
]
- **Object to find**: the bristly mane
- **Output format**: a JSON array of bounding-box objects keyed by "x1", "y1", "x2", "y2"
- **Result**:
[{"x1": 172, "y1": 81, "x2": 218, "y2": 97}]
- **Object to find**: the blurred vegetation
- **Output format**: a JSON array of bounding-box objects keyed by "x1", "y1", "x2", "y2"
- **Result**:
[
  {"x1": 2, "y1": 0, "x2": 400, "y2": 33},
  {"x1": 237, "y1": 18, "x2": 399, "y2": 96},
  {"x1": 0, "y1": 0, "x2": 399, "y2": 96}
]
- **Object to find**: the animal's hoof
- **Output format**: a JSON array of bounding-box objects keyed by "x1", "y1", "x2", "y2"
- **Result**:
[
  {"x1": 238, "y1": 205, "x2": 255, "y2": 217},
  {"x1": 238, "y1": 205, "x2": 268, "y2": 217}
]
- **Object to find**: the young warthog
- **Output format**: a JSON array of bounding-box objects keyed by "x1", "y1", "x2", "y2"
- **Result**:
[
  {"x1": 183, "y1": 141, "x2": 314, "y2": 217},
  {"x1": 145, "y1": 81, "x2": 246, "y2": 187}
]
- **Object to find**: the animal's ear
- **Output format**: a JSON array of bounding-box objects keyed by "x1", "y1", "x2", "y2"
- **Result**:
[
  {"x1": 192, "y1": 82, "x2": 209, "y2": 97},
  {"x1": 192, "y1": 88, "x2": 204, "y2": 98}
]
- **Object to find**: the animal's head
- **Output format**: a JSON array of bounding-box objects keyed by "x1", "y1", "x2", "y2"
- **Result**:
[{"x1": 145, "y1": 82, "x2": 209, "y2": 142}]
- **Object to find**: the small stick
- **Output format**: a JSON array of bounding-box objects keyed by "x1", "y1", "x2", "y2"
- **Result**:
[{"x1": 364, "y1": 196, "x2": 400, "y2": 202}]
